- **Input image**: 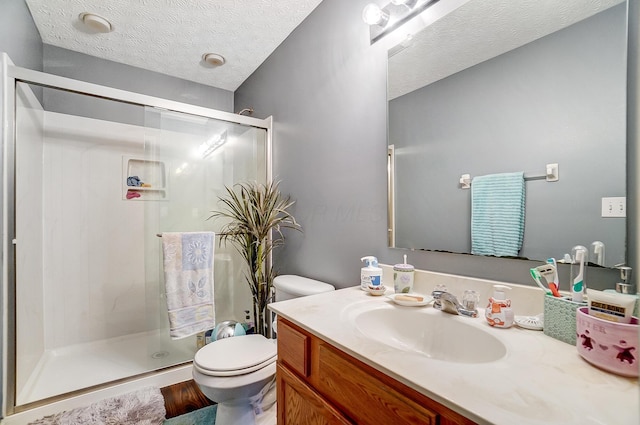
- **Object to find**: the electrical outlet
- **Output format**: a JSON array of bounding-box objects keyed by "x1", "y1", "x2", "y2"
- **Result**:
[{"x1": 601, "y1": 197, "x2": 626, "y2": 218}]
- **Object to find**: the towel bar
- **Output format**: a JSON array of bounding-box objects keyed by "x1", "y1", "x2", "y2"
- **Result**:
[{"x1": 460, "y1": 163, "x2": 558, "y2": 189}]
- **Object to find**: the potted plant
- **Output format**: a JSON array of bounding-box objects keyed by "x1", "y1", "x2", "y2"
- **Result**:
[{"x1": 209, "y1": 180, "x2": 301, "y2": 337}]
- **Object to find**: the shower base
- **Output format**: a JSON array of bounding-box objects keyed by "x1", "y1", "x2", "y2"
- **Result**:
[{"x1": 17, "y1": 330, "x2": 196, "y2": 406}]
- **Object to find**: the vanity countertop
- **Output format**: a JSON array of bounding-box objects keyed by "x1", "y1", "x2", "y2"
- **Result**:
[{"x1": 269, "y1": 279, "x2": 639, "y2": 425}]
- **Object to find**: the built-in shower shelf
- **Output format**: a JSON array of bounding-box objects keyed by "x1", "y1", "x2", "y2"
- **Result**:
[{"x1": 122, "y1": 156, "x2": 169, "y2": 201}]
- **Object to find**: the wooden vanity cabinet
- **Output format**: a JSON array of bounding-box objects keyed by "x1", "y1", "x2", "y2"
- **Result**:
[{"x1": 277, "y1": 318, "x2": 477, "y2": 425}]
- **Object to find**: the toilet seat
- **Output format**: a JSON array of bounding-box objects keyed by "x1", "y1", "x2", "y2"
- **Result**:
[
  {"x1": 194, "y1": 354, "x2": 277, "y2": 377},
  {"x1": 194, "y1": 334, "x2": 277, "y2": 377}
]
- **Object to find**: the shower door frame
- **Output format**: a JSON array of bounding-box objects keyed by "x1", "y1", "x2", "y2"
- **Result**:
[{"x1": 1, "y1": 59, "x2": 273, "y2": 416}]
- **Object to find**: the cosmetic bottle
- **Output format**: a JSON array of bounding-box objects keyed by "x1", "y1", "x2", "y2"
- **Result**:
[
  {"x1": 360, "y1": 256, "x2": 382, "y2": 290},
  {"x1": 587, "y1": 289, "x2": 635, "y2": 324}
]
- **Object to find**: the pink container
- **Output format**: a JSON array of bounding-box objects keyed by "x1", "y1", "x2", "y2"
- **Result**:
[{"x1": 575, "y1": 307, "x2": 639, "y2": 377}]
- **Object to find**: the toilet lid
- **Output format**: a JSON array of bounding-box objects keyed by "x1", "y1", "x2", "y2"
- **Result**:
[{"x1": 194, "y1": 334, "x2": 277, "y2": 376}]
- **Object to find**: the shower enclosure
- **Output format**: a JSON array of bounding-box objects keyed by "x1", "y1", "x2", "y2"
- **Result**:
[{"x1": 1, "y1": 55, "x2": 271, "y2": 415}]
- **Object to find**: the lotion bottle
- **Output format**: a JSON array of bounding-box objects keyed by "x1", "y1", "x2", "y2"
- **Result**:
[
  {"x1": 485, "y1": 285, "x2": 514, "y2": 328},
  {"x1": 361, "y1": 256, "x2": 382, "y2": 290}
]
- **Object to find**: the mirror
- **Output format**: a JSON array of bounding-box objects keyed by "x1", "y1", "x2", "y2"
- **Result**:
[{"x1": 387, "y1": 0, "x2": 627, "y2": 267}]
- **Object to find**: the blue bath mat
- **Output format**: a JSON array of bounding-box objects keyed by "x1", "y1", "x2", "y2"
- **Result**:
[{"x1": 164, "y1": 404, "x2": 217, "y2": 425}]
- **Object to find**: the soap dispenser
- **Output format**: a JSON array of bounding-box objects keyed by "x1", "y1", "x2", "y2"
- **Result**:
[
  {"x1": 604, "y1": 266, "x2": 639, "y2": 316},
  {"x1": 485, "y1": 285, "x2": 514, "y2": 328},
  {"x1": 360, "y1": 256, "x2": 382, "y2": 290},
  {"x1": 615, "y1": 266, "x2": 635, "y2": 295}
]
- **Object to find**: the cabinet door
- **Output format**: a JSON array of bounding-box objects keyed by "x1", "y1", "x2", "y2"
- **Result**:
[
  {"x1": 316, "y1": 342, "x2": 438, "y2": 425},
  {"x1": 278, "y1": 319, "x2": 310, "y2": 377},
  {"x1": 277, "y1": 364, "x2": 353, "y2": 425}
]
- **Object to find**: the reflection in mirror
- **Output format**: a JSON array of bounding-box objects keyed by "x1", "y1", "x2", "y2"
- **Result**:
[{"x1": 387, "y1": 0, "x2": 627, "y2": 267}]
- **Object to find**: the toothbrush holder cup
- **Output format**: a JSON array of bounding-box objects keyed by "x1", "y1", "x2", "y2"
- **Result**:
[{"x1": 543, "y1": 295, "x2": 587, "y2": 345}]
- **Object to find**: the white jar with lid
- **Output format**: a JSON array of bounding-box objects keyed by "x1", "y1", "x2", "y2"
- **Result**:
[{"x1": 393, "y1": 255, "x2": 415, "y2": 293}]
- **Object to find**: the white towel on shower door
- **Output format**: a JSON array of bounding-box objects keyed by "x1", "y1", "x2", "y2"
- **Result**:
[{"x1": 161, "y1": 232, "x2": 215, "y2": 339}]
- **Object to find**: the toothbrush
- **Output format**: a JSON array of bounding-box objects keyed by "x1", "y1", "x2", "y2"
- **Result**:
[
  {"x1": 572, "y1": 250, "x2": 585, "y2": 302},
  {"x1": 545, "y1": 258, "x2": 561, "y2": 297},
  {"x1": 529, "y1": 268, "x2": 552, "y2": 295}
]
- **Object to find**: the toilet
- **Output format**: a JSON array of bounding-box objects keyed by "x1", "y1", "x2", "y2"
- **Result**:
[{"x1": 192, "y1": 275, "x2": 335, "y2": 425}]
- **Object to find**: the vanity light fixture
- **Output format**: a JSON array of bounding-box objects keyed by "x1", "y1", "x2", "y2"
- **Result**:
[
  {"x1": 78, "y1": 12, "x2": 113, "y2": 33},
  {"x1": 362, "y1": 4, "x2": 390, "y2": 27},
  {"x1": 364, "y1": 0, "x2": 440, "y2": 44},
  {"x1": 201, "y1": 53, "x2": 226, "y2": 67}
]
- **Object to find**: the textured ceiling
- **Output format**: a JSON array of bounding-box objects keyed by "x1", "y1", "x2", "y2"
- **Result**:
[
  {"x1": 25, "y1": 0, "x2": 323, "y2": 92},
  {"x1": 388, "y1": 0, "x2": 625, "y2": 100}
]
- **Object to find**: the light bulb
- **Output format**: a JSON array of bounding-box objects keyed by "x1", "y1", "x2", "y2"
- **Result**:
[{"x1": 362, "y1": 3, "x2": 390, "y2": 27}]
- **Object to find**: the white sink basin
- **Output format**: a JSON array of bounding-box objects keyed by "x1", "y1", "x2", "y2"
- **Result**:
[{"x1": 354, "y1": 306, "x2": 507, "y2": 363}]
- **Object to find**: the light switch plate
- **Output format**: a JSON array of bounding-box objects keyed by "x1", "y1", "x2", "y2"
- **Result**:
[{"x1": 601, "y1": 197, "x2": 626, "y2": 218}]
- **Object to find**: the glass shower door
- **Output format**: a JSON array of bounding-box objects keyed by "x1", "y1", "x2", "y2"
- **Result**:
[
  {"x1": 141, "y1": 107, "x2": 268, "y2": 367},
  {"x1": 12, "y1": 79, "x2": 268, "y2": 407}
]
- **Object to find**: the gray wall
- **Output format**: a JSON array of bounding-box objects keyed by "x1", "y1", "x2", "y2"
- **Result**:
[
  {"x1": 235, "y1": 0, "x2": 388, "y2": 287},
  {"x1": 391, "y1": 4, "x2": 626, "y2": 267},
  {"x1": 236, "y1": 0, "x2": 629, "y2": 290},
  {"x1": 0, "y1": 0, "x2": 42, "y2": 71}
]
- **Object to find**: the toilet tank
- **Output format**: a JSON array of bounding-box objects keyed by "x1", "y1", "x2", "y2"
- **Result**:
[{"x1": 273, "y1": 275, "x2": 335, "y2": 301}]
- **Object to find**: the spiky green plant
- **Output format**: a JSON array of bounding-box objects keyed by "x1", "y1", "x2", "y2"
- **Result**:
[{"x1": 209, "y1": 181, "x2": 301, "y2": 337}]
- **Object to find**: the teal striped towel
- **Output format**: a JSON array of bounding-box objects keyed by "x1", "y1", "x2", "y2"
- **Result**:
[{"x1": 471, "y1": 172, "x2": 525, "y2": 257}]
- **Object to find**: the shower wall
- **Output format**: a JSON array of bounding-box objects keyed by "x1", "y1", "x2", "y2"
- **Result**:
[{"x1": 41, "y1": 112, "x2": 149, "y2": 348}]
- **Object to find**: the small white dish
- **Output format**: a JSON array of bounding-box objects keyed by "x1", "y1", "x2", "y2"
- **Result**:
[
  {"x1": 387, "y1": 293, "x2": 433, "y2": 306},
  {"x1": 367, "y1": 285, "x2": 387, "y2": 296},
  {"x1": 515, "y1": 314, "x2": 544, "y2": 331}
]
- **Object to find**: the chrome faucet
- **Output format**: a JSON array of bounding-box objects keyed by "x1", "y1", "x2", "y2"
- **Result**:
[{"x1": 431, "y1": 290, "x2": 478, "y2": 318}]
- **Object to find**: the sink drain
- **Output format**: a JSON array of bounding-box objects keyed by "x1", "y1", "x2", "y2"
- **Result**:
[{"x1": 151, "y1": 350, "x2": 170, "y2": 359}]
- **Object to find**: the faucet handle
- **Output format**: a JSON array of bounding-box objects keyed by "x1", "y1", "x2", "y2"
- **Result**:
[
  {"x1": 462, "y1": 290, "x2": 479, "y2": 311},
  {"x1": 430, "y1": 290, "x2": 447, "y2": 312},
  {"x1": 433, "y1": 284, "x2": 448, "y2": 293},
  {"x1": 431, "y1": 289, "x2": 447, "y2": 300}
]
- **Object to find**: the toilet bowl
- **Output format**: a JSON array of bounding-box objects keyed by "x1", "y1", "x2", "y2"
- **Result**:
[
  {"x1": 192, "y1": 275, "x2": 335, "y2": 425},
  {"x1": 192, "y1": 334, "x2": 277, "y2": 424}
]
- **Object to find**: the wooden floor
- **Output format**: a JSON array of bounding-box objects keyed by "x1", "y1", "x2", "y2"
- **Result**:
[{"x1": 161, "y1": 380, "x2": 216, "y2": 419}]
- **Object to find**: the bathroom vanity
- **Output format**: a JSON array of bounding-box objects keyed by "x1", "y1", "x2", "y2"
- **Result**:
[
  {"x1": 276, "y1": 317, "x2": 472, "y2": 424},
  {"x1": 269, "y1": 268, "x2": 639, "y2": 425}
]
